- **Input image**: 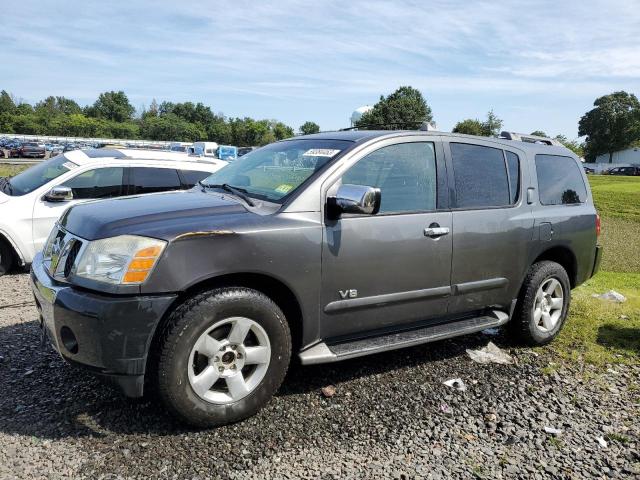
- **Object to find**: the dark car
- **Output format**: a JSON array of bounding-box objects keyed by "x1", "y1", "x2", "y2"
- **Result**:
[
  {"x1": 603, "y1": 166, "x2": 640, "y2": 176},
  {"x1": 583, "y1": 165, "x2": 595, "y2": 174},
  {"x1": 30, "y1": 130, "x2": 602, "y2": 427},
  {"x1": 19, "y1": 142, "x2": 46, "y2": 158}
]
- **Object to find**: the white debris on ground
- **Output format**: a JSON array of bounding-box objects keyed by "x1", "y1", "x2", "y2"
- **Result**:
[
  {"x1": 443, "y1": 378, "x2": 467, "y2": 391},
  {"x1": 596, "y1": 436, "x2": 608, "y2": 448},
  {"x1": 481, "y1": 327, "x2": 500, "y2": 336},
  {"x1": 591, "y1": 290, "x2": 626, "y2": 303},
  {"x1": 466, "y1": 341, "x2": 514, "y2": 365},
  {"x1": 544, "y1": 426, "x2": 563, "y2": 435}
]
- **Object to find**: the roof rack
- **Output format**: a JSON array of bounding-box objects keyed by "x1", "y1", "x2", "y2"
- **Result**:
[
  {"x1": 339, "y1": 121, "x2": 437, "y2": 132},
  {"x1": 499, "y1": 131, "x2": 562, "y2": 146}
]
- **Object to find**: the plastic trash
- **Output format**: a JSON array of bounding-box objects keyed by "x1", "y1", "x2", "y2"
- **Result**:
[
  {"x1": 591, "y1": 290, "x2": 626, "y2": 303},
  {"x1": 482, "y1": 327, "x2": 500, "y2": 336},
  {"x1": 466, "y1": 342, "x2": 514, "y2": 365},
  {"x1": 544, "y1": 426, "x2": 562, "y2": 435},
  {"x1": 443, "y1": 378, "x2": 467, "y2": 391},
  {"x1": 596, "y1": 436, "x2": 608, "y2": 448}
]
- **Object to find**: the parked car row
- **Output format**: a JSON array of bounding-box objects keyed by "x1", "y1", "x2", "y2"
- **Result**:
[
  {"x1": 0, "y1": 137, "x2": 105, "y2": 158},
  {"x1": 583, "y1": 164, "x2": 640, "y2": 175}
]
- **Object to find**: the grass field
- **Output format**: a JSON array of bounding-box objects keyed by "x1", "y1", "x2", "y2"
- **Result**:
[{"x1": 1, "y1": 163, "x2": 638, "y2": 364}]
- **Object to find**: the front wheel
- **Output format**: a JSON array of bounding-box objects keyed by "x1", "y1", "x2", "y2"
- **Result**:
[
  {"x1": 509, "y1": 261, "x2": 571, "y2": 345},
  {"x1": 156, "y1": 287, "x2": 291, "y2": 427},
  {"x1": 0, "y1": 241, "x2": 15, "y2": 276}
]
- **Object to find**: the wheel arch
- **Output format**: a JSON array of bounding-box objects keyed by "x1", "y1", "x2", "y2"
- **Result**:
[
  {"x1": 147, "y1": 272, "x2": 304, "y2": 377},
  {"x1": 0, "y1": 229, "x2": 25, "y2": 267},
  {"x1": 531, "y1": 246, "x2": 577, "y2": 288}
]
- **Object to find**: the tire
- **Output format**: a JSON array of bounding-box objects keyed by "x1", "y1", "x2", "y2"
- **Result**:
[
  {"x1": 0, "y1": 241, "x2": 15, "y2": 276},
  {"x1": 509, "y1": 261, "x2": 571, "y2": 346},
  {"x1": 156, "y1": 287, "x2": 291, "y2": 428}
]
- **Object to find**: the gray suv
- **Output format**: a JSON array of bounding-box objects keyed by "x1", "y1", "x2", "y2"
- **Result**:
[{"x1": 30, "y1": 130, "x2": 602, "y2": 427}]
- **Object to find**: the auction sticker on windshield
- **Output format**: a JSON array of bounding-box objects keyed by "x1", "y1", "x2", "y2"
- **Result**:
[
  {"x1": 274, "y1": 184, "x2": 294, "y2": 194},
  {"x1": 302, "y1": 149, "x2": 341, "y2": 157}
]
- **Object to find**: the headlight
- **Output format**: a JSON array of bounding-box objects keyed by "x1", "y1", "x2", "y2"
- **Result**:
[{"x1": 75, "y1": 235, "x2": 166, "y2": 285}]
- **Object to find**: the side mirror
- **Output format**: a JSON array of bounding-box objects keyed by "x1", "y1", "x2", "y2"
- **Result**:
[
  {"x1": 328, "y1": 184, "x2": 381, "y2": 218},
  {"x1": 44, "y1": 186, "x2": 73, "y2": 202}
]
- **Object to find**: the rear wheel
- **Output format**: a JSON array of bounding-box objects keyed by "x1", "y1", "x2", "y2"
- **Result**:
[
  {"x1": 0, "y1": 241, "x2": 15, "y2": 276},
  {"x1": 510, "y1": 261, "x2": 571, "y2": 345},
  {"x1": 156, "y1": 287, "x2": 291, "y2": 427}
]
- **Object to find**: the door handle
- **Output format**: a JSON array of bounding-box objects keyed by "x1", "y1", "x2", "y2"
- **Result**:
[{"x1": 424, "y1": 226, "x2": 450, "y2": 238}]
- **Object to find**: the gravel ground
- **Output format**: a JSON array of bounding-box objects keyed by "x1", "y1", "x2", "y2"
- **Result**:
[{"x1": 1, "y1": 272, "x2": 638, "y2": 479}]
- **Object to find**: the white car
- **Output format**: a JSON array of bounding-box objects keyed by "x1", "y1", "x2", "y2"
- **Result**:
[{"x1": 0, "y1": 148, "x2": 228, "y2": 274}]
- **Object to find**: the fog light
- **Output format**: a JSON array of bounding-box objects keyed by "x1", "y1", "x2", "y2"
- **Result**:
[{"x1": 60, "y1": 326, "x2": 78, "y2": 354}]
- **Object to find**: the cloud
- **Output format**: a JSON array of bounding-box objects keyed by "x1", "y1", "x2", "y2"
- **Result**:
[{"x1": 0, "y1": 0, "x2": 638, "y2": 135}]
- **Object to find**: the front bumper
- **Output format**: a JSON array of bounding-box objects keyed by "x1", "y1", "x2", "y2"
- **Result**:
[{"x1": 30, "y1": 253, "x2": 177, "y2": 397}]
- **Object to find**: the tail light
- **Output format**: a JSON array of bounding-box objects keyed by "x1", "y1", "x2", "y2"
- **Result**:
[{"x1": 596, "y1": 213, "x2": 601, "y2": 238}]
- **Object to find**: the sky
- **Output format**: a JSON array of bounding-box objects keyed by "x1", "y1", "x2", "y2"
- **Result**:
[{"x1": 1, "y1": 0, "x2": 639, "y2": 139}]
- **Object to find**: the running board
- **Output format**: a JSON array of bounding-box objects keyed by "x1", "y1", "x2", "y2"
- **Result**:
[{"x1": 299, "y1": 310, "x2": 510, "y2": 365}]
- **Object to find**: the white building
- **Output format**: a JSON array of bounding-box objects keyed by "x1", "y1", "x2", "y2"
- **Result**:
[
  {"x1": 350, "y1": 106, "x2": 373, "y2": 126},
  {"x1": 595, "y1": 146, "x2": 640, "y2": 164}
]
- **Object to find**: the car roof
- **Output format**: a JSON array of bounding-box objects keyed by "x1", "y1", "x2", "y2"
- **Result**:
[
  {"x1": 61, "y1": 148, "x2": 224, "y2": 167},
  {"x1": 292, "y1": 130, "x2": 575, "y2": 157}
]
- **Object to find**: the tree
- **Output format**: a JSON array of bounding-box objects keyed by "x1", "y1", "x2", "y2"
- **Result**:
[
  {"x1": 299, "y1": 121, "x2": 320, "y2": 135},
  {"x1": 530, "y1": 130, "x2": 547, "y2": 137},
  {"x1": 553, "y1": 135, "x2": 584, "y2": 157},
  {"x1": 452, "y1": 119, "x2": 485, "y2": 136},
  {"x1": 35, "y1": 96, "x2": 82, "y2": 117},
  {"x1": 0, "y1": 90, "x2": 16, "y2": 115},
  {"x1": 578, "y1": 91, "x2": 640, "y2": 162},
  {"x1": 483, "y1": 110, "x2": 503, "y2": 137},
  {"x1": 452, "y1": 110, "x2": 503, "y2": 137},
  {"x1": 86, "y1": 91, "x2": 135, "y2": 122},
  {"x1": 355, "y1": 86, "x2": 433, "y2": 130}
]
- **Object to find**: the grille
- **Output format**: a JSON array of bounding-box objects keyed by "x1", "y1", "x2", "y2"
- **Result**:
[
  {"x1": 63, "y1": 240, "x2": 82, "y2": 277},
  {"x1": 44, "y1": 225, "x2": 84, "y2": 280}
]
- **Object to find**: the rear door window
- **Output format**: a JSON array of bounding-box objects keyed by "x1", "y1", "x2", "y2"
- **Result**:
[
  {"x1": 535, "y1": 155, "x2": 587, "y2": 205},
  {"x1": 450, "y1": 143, "x2": 511, "y2": 208},
  {"x1": 130, "y1": 167, "x2": 182, "y2": 195}
]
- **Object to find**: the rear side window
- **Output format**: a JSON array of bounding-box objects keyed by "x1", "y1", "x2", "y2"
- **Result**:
[
  {"x1": 505, "y1": 151, "x2": 520, "y2": 204},
  {"x1": 130, "y1": 167, "x2": 181, "y2": 195},
  {"x1": 181, "y1": 169, "x2": 210, "y2": 188},
  {"x1": 342, "y1": 142, "x2": 437, "y2": 213},
  {"x1": 61, "y1": 167, "x2": 124, "y2": 199},
  {"x1": 450, "y1": 143, "x2": 510, "y2": 208},
  {"x1": 535, "y1": 155, "x2": 587, "y2": 205}
]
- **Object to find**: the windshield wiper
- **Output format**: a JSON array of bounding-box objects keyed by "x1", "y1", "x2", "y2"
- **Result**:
[{"x1": 199, "y1": 182, "x2": 255, "y2": 207}]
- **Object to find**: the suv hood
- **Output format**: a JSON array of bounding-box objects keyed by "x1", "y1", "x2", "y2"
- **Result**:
[{"x1": 60, "y1": 189, "x2": 250, "y2": 241}]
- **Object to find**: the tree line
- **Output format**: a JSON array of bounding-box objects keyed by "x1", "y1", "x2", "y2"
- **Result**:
[
  {"x1": 0, "y1": 90, "x2": 312, "y2": 147},
  {"x1": 2, "y1": 86, "x2": 639, "y2": 161},
  {"x1": 354, "y1": 86, "x2": 640, "y2": 162}
]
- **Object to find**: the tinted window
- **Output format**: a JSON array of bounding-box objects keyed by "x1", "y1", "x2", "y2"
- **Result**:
[
  {"x1": 61, "y1": 167, "x2": 123, "y2": 199},
  {"x1": 181, "y1": 169, "x2": 210, "y2": 188},
  {"x1": 342, "y1": 142, "x2": 437, "y2": 213},
  {"x1": 451, "y1": 143, "x2": 509, "y2": 208},
  {"x1": 535, "y1": 155, "x2": 587, "y2": 205},
  {"x1": 505, "y1": 151, "x2": 520, "y2": 204},
  {"x1": 131, "y1": 167, "x2": 181, "y2": 195}
]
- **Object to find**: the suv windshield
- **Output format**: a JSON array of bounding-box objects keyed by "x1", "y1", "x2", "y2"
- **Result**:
[
  {"x1": 200, "y1": 139, "x2": 352, "y2": 202},
  {"x1": 2, "y1": 154, "x2": 78, "y2": 196}
]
